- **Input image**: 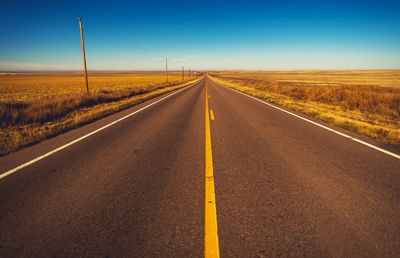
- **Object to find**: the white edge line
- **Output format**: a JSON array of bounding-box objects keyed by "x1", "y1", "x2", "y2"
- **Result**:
[
  {"x1": 214, "y1": 80, "x2": 400, "y2": 160},
  {"x1": 0, "y1": 80, "x2": 202, "y2": 180}
]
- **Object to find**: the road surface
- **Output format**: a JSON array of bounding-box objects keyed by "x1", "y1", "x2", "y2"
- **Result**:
[{"x1": 0, "y1": 76, "x2": 399, "y2": 257}]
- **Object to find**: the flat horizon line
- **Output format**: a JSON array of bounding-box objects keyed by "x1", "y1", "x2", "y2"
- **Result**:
[{"x1": 1, "y1": 69, "x2": 400, "y2": 73}]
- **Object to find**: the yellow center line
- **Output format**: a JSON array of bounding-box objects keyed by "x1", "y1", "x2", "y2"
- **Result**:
[
  {"x1": 210, "y1": 110, "x2": 215, "y2": 121},
  {"x1": 205, "y1": 87, "x2": 220, "y2": 258}
]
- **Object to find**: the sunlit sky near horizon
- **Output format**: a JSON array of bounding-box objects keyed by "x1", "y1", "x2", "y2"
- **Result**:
[{"x1": 1, "y1": 0, "x2": 400, "y2": 71}]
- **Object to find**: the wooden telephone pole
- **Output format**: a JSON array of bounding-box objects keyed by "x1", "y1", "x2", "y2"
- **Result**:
[
  {"x1": 165, "y1": 58, "x2": 169, "y2": 83},
  {"x1": 182, "y1": 66, "x2": 184, "y2": 81},
  {"x1": 78, "y1": 16, "x2": 89, "y2": 94}
]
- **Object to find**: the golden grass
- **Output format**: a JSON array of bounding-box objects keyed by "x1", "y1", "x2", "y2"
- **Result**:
[
  {"x1": 0, "y1": 72, "x2": 200, "y2": 156},
  {"x1": 209, "y1": 71, "x2": 400, "y2": 144},
  {"x1": 0, "y1": 71, "x2": 185, "y2": 102}
]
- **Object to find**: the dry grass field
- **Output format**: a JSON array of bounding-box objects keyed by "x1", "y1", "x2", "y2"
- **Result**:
[
  {"x1": 0, "y1": 71, "x2": 200, "y2": 156},
  {"x1": 210, "y1": 71, "x2": 400, "y2": 144}
]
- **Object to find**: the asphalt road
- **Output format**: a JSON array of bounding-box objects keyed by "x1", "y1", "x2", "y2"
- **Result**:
[{"x1": 0, "y1": 76, "x2": 399, "y2": 257}]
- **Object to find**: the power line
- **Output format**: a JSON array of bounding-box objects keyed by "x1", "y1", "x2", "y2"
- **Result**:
[{"x1": 85, "y1": 24, "x2": 157, "y2": 59}]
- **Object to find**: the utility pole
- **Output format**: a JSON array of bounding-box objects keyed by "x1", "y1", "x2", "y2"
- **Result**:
[
  {"x1": 78, "y1": 16, "x2": 89, "y2": 94},
  {"x1": 166, "y1": 58, "x2": 169, "y2": 83},
  {"x1": 182, "y1": 66, "x2": 184, "y2": 81},
  {"x1": 189, "y1": 69, "x2": 191, "y2": 79}
]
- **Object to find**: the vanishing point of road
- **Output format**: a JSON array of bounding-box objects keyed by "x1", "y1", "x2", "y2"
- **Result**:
[{"x1": 0, "y1": 75, "x2": 399, "y2": 257}]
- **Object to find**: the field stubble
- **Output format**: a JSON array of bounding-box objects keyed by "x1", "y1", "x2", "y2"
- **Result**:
[
  {"x1": 210, "y1": 71, "x2": 400, "y2": 144},
  {"x1": 0, "y1": 72, "x2": 200, "y2": 156}
]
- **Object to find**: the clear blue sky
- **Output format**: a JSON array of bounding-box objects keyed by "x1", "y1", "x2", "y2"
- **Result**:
[{"x1": 1, "y1": 0, "x2": 399, "y2": 71}]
